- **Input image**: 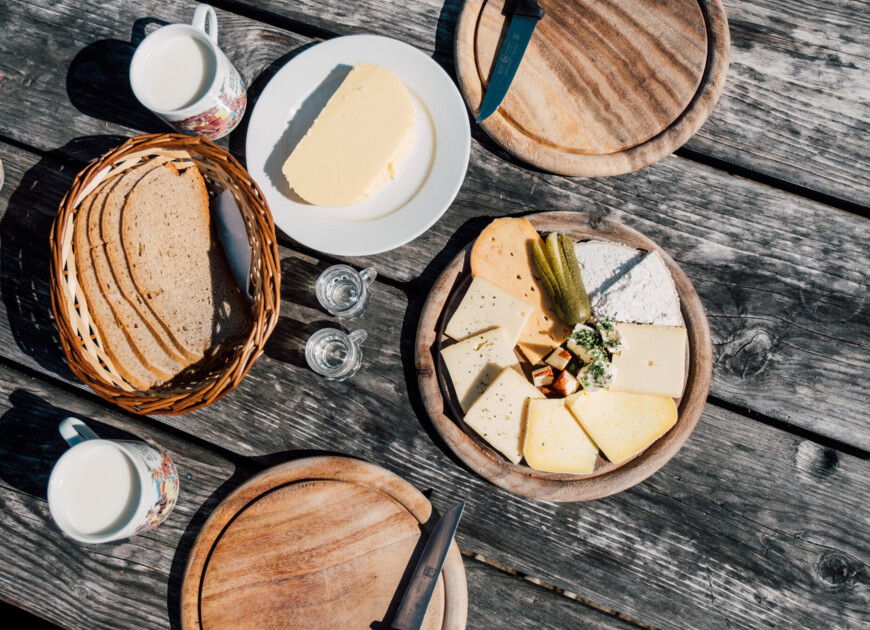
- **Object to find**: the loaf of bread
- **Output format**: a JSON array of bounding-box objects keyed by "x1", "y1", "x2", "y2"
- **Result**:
[{"x1": 73, "y1": 158, "x2": 251, "y2": 391}]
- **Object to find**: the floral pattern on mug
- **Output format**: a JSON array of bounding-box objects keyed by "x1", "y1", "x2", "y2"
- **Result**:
[
  {"x1": 134, "y1": 449, "x2": 179, "y2": 535},
  {"x1": 172, "y1": 65, "x2": 246, "y2": 140}
]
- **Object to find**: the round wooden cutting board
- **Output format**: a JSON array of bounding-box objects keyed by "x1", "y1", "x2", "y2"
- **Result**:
[
  {"x1": 455, "y1": 0, "x2": 730, "y2": 176},
  {"x1": 415, "y1": 212, "x2": 713, "y2": 502},
  {"x1": 181, "y1": 457, "x2": 467, "y2": 630}
]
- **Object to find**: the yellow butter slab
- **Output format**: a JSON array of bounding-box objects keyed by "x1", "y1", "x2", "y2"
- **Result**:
[
  {"x1": 565, "y1": 389, "x2": 677, "y2": 465},
  {"x1": 524, "y1": 398, "x2": 599, "y2": 474}
]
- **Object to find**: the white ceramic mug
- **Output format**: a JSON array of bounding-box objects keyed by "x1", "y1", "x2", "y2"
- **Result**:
[
  {"x1": 47, "y1": 418, "x2": 179, "y2": 544},
  {"x1": 130, "y1": 4, "x2": 246, "y2": 140}
]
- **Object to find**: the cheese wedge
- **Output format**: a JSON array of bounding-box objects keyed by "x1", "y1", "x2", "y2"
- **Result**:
[
  {"x1": 610, "y1": 323, "x2": 687, "y2": 398},
  {"x1": 282, "y1": 62, "x2": 415, "y2": 206},
  {"x1": 565, "y1": 389, "x2": 677, "y2": 465},
  {"x1": 445, "y1": 276, "x2": 534, "y2": 347},
  {"x1": 464, "y1": 367, "x2": 545, "y2": 464},
  {"x1": 440, "y1": 328, "x2": 520, "y2": 412},
  {"x1": 470, "y1": 218, "x2": 571, "y2": 364},
  {"x1": 524, "y1": 399, "x2": 599, "y2": 474}
]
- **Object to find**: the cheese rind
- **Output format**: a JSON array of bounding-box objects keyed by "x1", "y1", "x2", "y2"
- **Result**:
[
  {"x1": 464, "y1": 367, "x2": 545, "y2": 464},
  {"x1": 565, "y1": 389, "x2": 677, "y2": 465},
  {"x1": 282, "y1": 62, "x2": 415, "y2": 206},
  {"x1": 440, "y1": 328, "x2": 520, "y2": 412},
  {"x1": 445, "y1": 276, "x2": 534, "y2": 347},
  {"x1": 524, "y1": 399, "x2": 599, "y2": 474},
  {"x1": 610, "y1": 323, "x2": 687, "y2": 398}
]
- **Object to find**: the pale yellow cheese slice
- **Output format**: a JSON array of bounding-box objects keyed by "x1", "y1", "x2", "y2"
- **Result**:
[
  {"x1": 464, "y1": 367, "x2": 545, "y2": 464},
  {"x1": 565, "y1": 389, "x2": 677, "y2": 465},
  {"x1": 470, "y1": 218, "x2": 572, "y2": 364},
  {"x1": 610, "y1": 323, "x2": 687, "y2": 398},
  {"x1": 282, "y1": 62, "x2": 415, "y2": 206},
  {"x1": 445, "y1": 276, "x2": 534, "y2": 347},
  {"x1": 524, "y1": 399, "x2": 599, "y2": 474},
  {"x1": 440, "y1": 328, "x2": 521, "y2": 412}
]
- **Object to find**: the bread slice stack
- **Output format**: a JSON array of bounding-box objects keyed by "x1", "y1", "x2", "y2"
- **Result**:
[{"x1": 74, "y1": 160, "x2": 251, "y2": 391}]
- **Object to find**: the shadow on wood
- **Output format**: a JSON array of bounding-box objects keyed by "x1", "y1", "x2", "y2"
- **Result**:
[{"x1": 65, "y1": 18, "x2": 171, "y2": 134}]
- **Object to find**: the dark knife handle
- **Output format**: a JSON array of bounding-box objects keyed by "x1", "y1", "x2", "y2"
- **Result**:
[{"x1": 510, "y1": 0, "x2": 545, "y2": 20}]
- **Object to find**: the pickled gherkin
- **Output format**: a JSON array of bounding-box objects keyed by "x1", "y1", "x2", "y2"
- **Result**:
[{"x1": 533, "y1": 233, "x2": 592, "y2": 326}]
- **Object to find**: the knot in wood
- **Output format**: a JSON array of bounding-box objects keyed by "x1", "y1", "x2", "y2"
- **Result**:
[
  {"x1": 816, "y1": 551, "x2": 861, "y2": 591},
  {"x1": 795, "y1": 441, "x2": 839, "y2": 482},
  {"x1": 722, "y1": 327, "x2": 774, "y2": 380}
]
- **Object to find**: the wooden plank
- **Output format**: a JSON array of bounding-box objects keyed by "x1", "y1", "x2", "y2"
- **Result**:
[
  {"x1": 0, "y1": 366, "x2": 636, "y2": 630},
  {"x1": 1, "y1": 142, "x2": 867, "y2": 628},
  {"x1": 213, "y1": 0, "x2": 870, "y2": 206}
]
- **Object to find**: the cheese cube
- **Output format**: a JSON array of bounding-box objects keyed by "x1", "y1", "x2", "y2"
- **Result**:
[
  {"x1": 545, "y1": 347, "x2": 572, "y2": 371},
  {"x1": 531, "y1": 366, "x2": 554, "y2": 387},
  {"x1": 464, "y1": 367, "x2": 544, "y2": 464},
  {"x1": 441, "y1": 328, "x2": 520, "y2": 412},
  {"x1": 524, "y1": 399, "x2": 599, "y2": 474},
  {"x1": 609, "y1": 324, "x2": 687, "y2": 398},
  {"x1": 565, "y1": 389, "x2": 677, "y2": 464},
  {"x1": 552, "y1": 370, "x2": 579, "y2": 396},
  {"x1": 445, "y1": 276, "x2": 534, "y2": 347}
]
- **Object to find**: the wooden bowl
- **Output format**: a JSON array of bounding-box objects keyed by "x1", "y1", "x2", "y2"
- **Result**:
[
  {"x1": 49, "y1": 134, "x2": 280, "y2": 415},
  {"x1": 180, "y1": 456, "x2": 468, "y2": 630},
  {"x1": 415, "y1": 212, "x2": 712, "y2": 501},
  {"x1": 455, "y1": 0, "x2": 730, "y2": 176}
]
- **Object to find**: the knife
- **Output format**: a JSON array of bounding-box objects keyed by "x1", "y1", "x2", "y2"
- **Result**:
[
  {"x1": 391, "y1": 502, "x2": 465, "y2": 630},
  {"x1": 477, "y1": 0, "x2": 546, "y2": 123}
]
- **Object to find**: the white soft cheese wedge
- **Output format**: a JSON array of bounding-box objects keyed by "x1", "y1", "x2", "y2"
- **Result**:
[
  {"x1": 440, "y1": 328, "x2": 521, "y2": 412},
  {"x1": 464, "y1": 367, "x2": 545, "y2": 464},
  {"x1": 524, "y1": 399, "x2": 599, "y2": 474},
  {"x1": 592, "y1": 251, "x2": 683, "y2": 326},
  {"x1": 565, "y1": 389, "x2": 677, "y2": 465},
  {"x1": 282, "y1": 62, "x2": 415, "y2": 206},
  {"x1": 445, "y1": 276, "x2": 534, "y2": 347},
  {"x1": 610, "y1": 323, "x2": 687, "y2": 398}
]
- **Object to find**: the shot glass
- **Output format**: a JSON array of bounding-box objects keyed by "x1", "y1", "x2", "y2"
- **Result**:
[
  {"x1": 305, "y1": 328, "x2": 367, "y2": 381},
  {"x1": 315, "y1": 265, "x2": 376, "y2": 320}
]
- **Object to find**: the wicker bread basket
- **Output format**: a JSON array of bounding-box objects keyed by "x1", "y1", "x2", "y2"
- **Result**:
[{"x1": 50, "y1": 134, "x2": 280, "y2": 414}]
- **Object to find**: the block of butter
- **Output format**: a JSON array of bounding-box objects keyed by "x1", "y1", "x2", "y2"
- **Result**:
[
  {"x1": 524, "y1": 398, "x2": 599, "y2": 474},
  {"x1": 565, "y1": 389, "x2": 677, "y2": 465},
  {"x1": 464, "y1": 366, "x2": 545, "y2": 464},
  {"x1": 445, "y1": 276, "x2": 534, "y2": 347},
  {"x1": 282, "y1": 62, "x2": 415, "y2": 206},
  {"x1": 440, "y1": 327, "x2": 520, "y2": 412},
  {"x1": 609, "y1": 323, "x2": 687, "y2": 398}
]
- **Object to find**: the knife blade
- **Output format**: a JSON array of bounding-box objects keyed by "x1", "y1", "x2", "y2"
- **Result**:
[
  {"x1": 391, "y1": 502, "x2": 465, "y2": 630},
  {"x1": 477, "y1": 0, "x2": 546, "y2": 123}
]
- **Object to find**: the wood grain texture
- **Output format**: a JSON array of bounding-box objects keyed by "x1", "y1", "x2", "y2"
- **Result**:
[
  {"x1": 0, "y1": 0, "x2": 865, "y2": 444},
  {"x1": 455, "y1": 0, "x2": 729, "y2": 176},
  {"x1": 416, "y1": 212, "x2": 712, "y2": 501},
  {"x1": 182, "y1": 457, "x2": 466, "y2": 630},
  {"x1": 0, "y1": 365, "x2": 631, "y2": 630},
  {"x1": 207, "y1": 0, "x2": 870, "y2": 204}
]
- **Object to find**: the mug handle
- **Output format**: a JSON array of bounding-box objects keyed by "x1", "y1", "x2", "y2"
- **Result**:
[
  {"x1": 191, "y1": 4, "x2": 218, "y2": 44},
  {"x1": 59, "y1": 417, "x2": 100, "y2": 447}
]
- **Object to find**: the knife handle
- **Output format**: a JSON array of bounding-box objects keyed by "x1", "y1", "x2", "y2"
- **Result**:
[{"x1": 513, "y1": 0, "x2": 545, "y2": 20}]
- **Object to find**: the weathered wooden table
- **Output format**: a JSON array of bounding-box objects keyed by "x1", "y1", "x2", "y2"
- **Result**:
[{"x1": 0, "y1": 1, "x2": 867, "y2": 628}]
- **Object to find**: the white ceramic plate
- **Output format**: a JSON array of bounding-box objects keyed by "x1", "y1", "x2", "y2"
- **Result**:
[{"x1": 246, "y1": 35, "x2": 471, "y2": 256}]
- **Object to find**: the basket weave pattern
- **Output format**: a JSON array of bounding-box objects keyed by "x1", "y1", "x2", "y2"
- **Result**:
[{"x1": 50, "y1": 134, "x2": 281, "y2": 414}]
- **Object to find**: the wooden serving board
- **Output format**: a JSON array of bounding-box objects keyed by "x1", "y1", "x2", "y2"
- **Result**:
[
  {"x1": 455, "y1": 0, "x2": 730, "y2": 176},
  {"x1": 415, "y1": 212, "x2": 713, "y2": 502},
  {"x1": 181, "y1": 457, "x2": 467, "y2": 630}
]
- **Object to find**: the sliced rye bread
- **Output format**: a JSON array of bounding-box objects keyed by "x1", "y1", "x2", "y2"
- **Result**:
[
  {"x1": 121, "y1": 164, "x2": 251, "y2": 359},
  {"x1": 87, "y1": 163, "x2": 186, "y2": 381},
  {"x1": 101, "y1": 162, "x2": 197, "y2": 365},
  {"x1": 73, "y1": 181, "x2": 160, "y2": 391}
]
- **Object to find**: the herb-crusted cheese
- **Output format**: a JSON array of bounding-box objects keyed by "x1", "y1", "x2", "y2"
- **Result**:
[
  {"x1": 464, "y1": 367, "x2": 545, "y2": 464},
  {"x1": 445, "y1": 276, "x2": 534, "y2": 347},
  {"x1": 440, "y1": 328, "x2": 520, "y2": 412}
]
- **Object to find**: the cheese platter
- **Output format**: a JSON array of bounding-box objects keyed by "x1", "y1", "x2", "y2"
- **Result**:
[{"x1": 415, "y1": 212, "x2": 712, "y2": 501}]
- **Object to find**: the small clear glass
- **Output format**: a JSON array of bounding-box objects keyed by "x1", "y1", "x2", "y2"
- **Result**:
[
  {"x1": 305, "y1": 328, "x2": 367, "y2": 381},
  {"x1": 315, "y1": 265, "x2": 376, "y2": 320}
]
